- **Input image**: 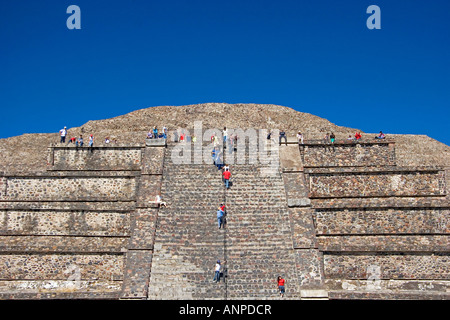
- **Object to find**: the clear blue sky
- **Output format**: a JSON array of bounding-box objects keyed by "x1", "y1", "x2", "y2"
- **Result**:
[{"x1": 1, "y1": 0, "x2": 449, "y2": 145}]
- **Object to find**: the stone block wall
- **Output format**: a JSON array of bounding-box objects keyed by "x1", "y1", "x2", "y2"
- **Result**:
[
  {"x1": 282, "y1": 140, "x2": 449, "y2": 300},
  {"x1": 307, "y1": 168, "x2": 446, "y2": 198},
  {"x1": 324, "y1": 253, "x2": 449, "y2": 280},
  {"x1": 313, "y1": 208, "x2": 449, "y2": 235},
  {"x1": 0, "y1": 136, "x2": 448, "y2": 300},
  {"x1": 0, "y1": 174, "x2": 137, "y2": 202},
  {"x1": 0, "y1": 210, "x2": 131, "y2": 236},
  {"x1": 301, "y1": 141, "x2": 395, "y2": 167},
  {"x1": 49, "y1": 146, "x2": 143, "y2": 171},
  {"x1": 0, "y1": 144, "x2": 165, "y2": 300}
]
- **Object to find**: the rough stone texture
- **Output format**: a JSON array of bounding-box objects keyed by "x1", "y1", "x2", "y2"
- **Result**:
[
  {"x1": 301, "y1": 141, "x2": 395, "y2": 167},
  {"x1": 0, "y1": 210, "x2": 131, "y2": 236},
  {"x1": 323, "y1": 253, "x2": 449, "y2": 280},
  {"x1": 121, "y1": 250, "x2": 153, "y2": 299},
  {"x1": 1, "y1": 103, "x2": 448, "y2": 174},
  {"x1": 317, "y1": 235, "x2": 450, "y2": 252},
  {"x1": 0, "y1": 176, "x2": 136, "y2": 202},
  {"x1": 0, "y1": 254, "x2": 124, "y2": 280},
  {"x1": 295, "y1": 249, "x2": 325, "y2": 289},
  {"x1": 313, "y1": 208, "x2": 449, "y2": 235},
  {"x1": 309, "y1": 169, "x2": 445, "y2": 198},
  {"x1": 0, "y1": 103, "x2": 448, "y2": 300},
  {"x1": 0, "y1": 236, "x2": 128, "y2": 253},
  {"x1": 49, "y1": 146, "x2": 143, "y2": 171},
  {"x1": 289, "y1": 208, "x2": 316, "y2": 249}
]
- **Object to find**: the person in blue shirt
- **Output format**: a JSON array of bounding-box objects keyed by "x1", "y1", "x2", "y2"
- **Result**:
[{"x1": 217, "y1": 208, "x2": 225, "y2": 229}]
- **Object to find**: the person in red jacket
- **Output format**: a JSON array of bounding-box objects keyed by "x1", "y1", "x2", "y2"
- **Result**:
[
  {"x1": 223, "y1": 169, "x2": 231, "y2": 189},
  {"x1": 355, "y1": 132, "x2": 362, "y2": 140},
  {"x1": 277, "y1": 276, "x2": 285, "y2": 298}
]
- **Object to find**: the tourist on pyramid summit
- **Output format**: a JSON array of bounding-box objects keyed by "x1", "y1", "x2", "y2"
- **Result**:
[
  {"x1": 330, "y1": 132, "x2": 336, "y2": 144},
  {"x1": 323, "y1": 133, "x2": 330, "y2": 144},
  {"x1": 88, "y1": 135, "x2": 94, "y2": 148},
  {"x1": 147, "y1": 131, "x2": 153, "y2": 139},
  {"x1": 223, "y1": 127, "x2": 228, "y2": 145},
  {"x1": 76, "y1": 135, "x2": 83, "y2": 147},
  {"x1": 279, "y1": 130, "x2": 287, "y2": 146},
  {"x1": 375, "y1": 131, "x2": 386, "y2": 139},
  {"x1": 355, "y1": 132, "x2": 362, "y2": 141},
  {"x1": 59, "y1": 126, "x2": 67, "y2": 143},
  {"x1": 152, "y1": 126, "x2": 158, "y2": 138},
  {"x1": 297, "y1": 131, "x2": 304, "y2": 144}
]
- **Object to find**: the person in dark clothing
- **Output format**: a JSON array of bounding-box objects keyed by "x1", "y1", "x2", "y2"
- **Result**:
[{"x1": 279, "y1": 130, "x2": 287, "y2": 146}]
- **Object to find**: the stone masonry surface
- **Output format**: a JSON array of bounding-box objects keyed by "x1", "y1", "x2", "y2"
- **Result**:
[
  {"x1": 301, "y1": 141, "x2": 395, "y2": 167},
  {"x1": 50, "y1": 146, "x2": 142, "y2": 171},
  {"x1": 0, "y1": 103, "x2": 449, "y2": 300},
  {"x1": 0, "y1": 176, "x2": 136, "y2": 201}
]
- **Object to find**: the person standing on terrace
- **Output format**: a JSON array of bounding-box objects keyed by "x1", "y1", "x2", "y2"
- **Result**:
[
  {"x1": 297, "y1": 131, "x2": 304, "y2": 144},
  {"x1": 279, "y1": 130, "x2": 287, "y2": 146}
]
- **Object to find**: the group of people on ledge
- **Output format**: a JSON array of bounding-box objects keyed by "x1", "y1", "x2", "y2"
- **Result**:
[
  {"x1": 268, "y1": 129, "x2": 387, "y2": 146},
  {"x1": 147, "y1": 126, "x2": 168, "y2": 139},
  {"x1": 59, "y1": 126, "x2": 123, "y2": 149},
  {"x1": 59, "y1": 126, "x2": 97, "y2": 148},
  {"x1": 291, "y1": 130, "x2": 387, "y2": 145}
]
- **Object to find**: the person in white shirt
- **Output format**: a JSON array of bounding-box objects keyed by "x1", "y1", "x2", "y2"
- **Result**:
[
  {"x1": 223, "y1": 127, "x2": 228, "y2": 144},
  {"x1": 297, "y1": 131, "x2": 304, "y2": 144},
  {"x1": 60, "y1": 126, "x2": 67, "y2": 143},
  {"x1": 155, "y1": 194, "x2": 167, "y2": 207},
  {"x1": 88, "y1": 135, "x2": 94, "y2": 147},
  {"x1": 213, "y1": 260, "x2": 221, "y2": 283}
]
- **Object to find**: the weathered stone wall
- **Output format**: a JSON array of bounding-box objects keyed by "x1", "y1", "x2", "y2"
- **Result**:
[
  {"x1": 313, "y1": 208, "x2": 449, "y2": 235},
  {"x1": 49, "y1": 146, "x2": 143, "y2": 171},
  {"x1": 323, "y1": 253, "x2": 449, "y2": 280},
  {"x1": 0, "y1": 131, "x2": 448, "y2": 300},
  {"x1": 288, "y1": 140, "x2": 450, "y2": 299},
  {"x1": 0, "y1": 174, "x2": 137, "y2": 202},
  {"x1": 301, "y1": 141, "x2": 395, "y2": 167},
  {"x1": 0, "y1": 143, "x2": 166, "y2": 300},
  {"x1": 307, "y1": 168, "x2": 446, "y2": 198},
  {"x1": 317, "y1": 235, "x2": 449, "y2": 252},
  {"x1": 0, "y1": 254, "x2": 124, "y2": 280},
  {"x1": 0, "y1": 210, "x2": 131, "y2": 236}
]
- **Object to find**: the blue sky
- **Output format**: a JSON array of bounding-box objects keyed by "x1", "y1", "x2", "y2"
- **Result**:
[{"x1": 1, "y1": 0, "x2": 449, "y2": 145}]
